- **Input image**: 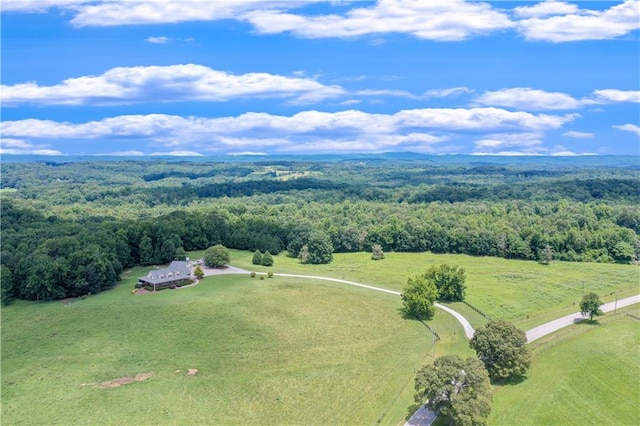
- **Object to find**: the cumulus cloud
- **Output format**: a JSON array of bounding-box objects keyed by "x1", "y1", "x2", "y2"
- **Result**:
[
  {"x1": 513, "y1": 1, "x2": 579, "y2": 18},
  {"x1": 473, "y1": 88, "x2": 581, "y2": 110},
  {"x1": 244, "y1": 0, "x2": 513, "y2": 41},
  {"x1": 516, "y1": 0, "x2": 640, "y2": 42},
  {"x1": 613, "y1": 123, "x2": 640, "y2": 136},
  {"x1": 1, "y1": 108, "x2": 576, "y2": 154},
  {"x1": 563, "y1": 130, "x2": 594, "y2": 139},
  {"x1": 1, "y1": 0, "x2": 320, "y2": 27},
  {"x1": 473, "y1": 134, "x2": 585, "y2": 156},
  {"x1": 0, "y1": 137, "x2": 62, "y2": 155},
  {"x1": 587, "y1": 89, "x2": 640, "y2": 104},
  {"x1": 1, "y1": 64, "x2": 345, "y2": 106},
  {"x1": 4, "y1": 1, "x2": 638, "y2": 43}
]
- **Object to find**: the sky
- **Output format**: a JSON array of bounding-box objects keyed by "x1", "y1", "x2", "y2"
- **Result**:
[{"x1": 1, "y1": 0, "x2": 639, "y2": 157}]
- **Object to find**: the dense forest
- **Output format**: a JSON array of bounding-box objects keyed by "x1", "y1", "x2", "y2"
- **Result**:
[{"x1": 1, "y1": 155, "x2": 638, "y2": 303}]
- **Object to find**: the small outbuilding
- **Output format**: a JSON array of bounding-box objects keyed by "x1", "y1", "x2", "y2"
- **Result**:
[{"x1": 137, "y1": 261, "x2": 192, "y2": 291}]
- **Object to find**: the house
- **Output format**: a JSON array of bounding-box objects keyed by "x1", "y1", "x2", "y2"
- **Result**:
[{"x1": 137, "y1": 261, "x2": 192, "y2": 291}]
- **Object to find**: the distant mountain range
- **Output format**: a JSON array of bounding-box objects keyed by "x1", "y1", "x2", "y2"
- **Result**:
[{"x1": 2, "y1": 153, "x2": 639, "y2": 168}]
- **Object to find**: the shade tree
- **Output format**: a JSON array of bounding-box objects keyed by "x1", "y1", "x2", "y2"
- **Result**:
[
  {"x1": 414, "y1": 355, "x2": 492, "y2": 426},
  {"x1": 469, "y1": 320, "x2": 531, "y2": 381}
]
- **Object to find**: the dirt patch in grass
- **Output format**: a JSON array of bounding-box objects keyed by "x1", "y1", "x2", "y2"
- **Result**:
[
  {"x1": 187, "y1": 369, "x2": 198, "y2": 376},
  {"x1": 83, "y1": 372, "x2": 154, "y2": 388},
  {"x1": 61, "y1": 298, "x2": 75, "y2": 306}
]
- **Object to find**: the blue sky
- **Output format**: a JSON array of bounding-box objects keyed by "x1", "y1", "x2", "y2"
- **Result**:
[{"x1": 1, "y1": 0, "x2": 639, "y2": 156}]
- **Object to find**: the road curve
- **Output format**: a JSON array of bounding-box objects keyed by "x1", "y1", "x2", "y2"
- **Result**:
[
  {"x1": 226, "y1": 268, "x2": 638, "y2": 426},
  {"x1": 273, "y1": 274, "x2": 475, "y2": 338},
  {"x1": 526, "y1": 294, "x2": 640, "y2": 342}
]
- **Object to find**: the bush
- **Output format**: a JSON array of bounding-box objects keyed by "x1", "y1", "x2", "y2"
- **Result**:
[
  {"x1": 260, "y1": 276, "x2": 265, "y2": 280},
  {"x1": 252, "y1": 250, "x2": 263, "y2": 265},
  {"x1": 135, "y1": 282, "x2": 143, "y2": 288},
  {"x1": 267, "y1": 272, "x2": 274, "y2": 278},
  {"x1": 261, "y1": 251, "x2": 274, "y2": 267},
  {"x1": 144, "y1": 286, "x2": 153, "y2": 292},
  {"x1": 250, "y1": 271, "x2": 256, "y2": 278}
]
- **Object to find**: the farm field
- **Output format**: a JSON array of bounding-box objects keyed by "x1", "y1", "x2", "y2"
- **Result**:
[
  {"x1": 489, "y1": 306, "x2": 640, "y2": 425},
  {"x1": 1, "y1": 266, "x2": 472, "y2": 426},
  {"x1": 221, "y1": 249, "x2": 639, "y2": 329}
]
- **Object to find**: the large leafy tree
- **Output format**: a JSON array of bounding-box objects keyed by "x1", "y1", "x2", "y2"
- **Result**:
[
  {"x1": 401, "y1": 275, "x2": 438, "y2": 320},
  {"x1": 580, "y1": 292, "x2": 604, "y2": 321},
  {"x1": 304, "y1": 231, "x2": 334, "y2": 265},
  {"x1": 469, "y1": 320, "x2": 531, "y2": 381},
  {"x1": 423, "y1": 263, "x2": 467, "y2": 301},
  {"x1": 415, "y1": 355, "x2": 492, "y2": 426},
  {"x1": 204, "y1": 244, "x2": 230, "y2": 268}
]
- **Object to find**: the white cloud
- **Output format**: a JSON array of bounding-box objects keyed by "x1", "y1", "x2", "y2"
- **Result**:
[
  {"x1": 146, "y1": 36, "x2": 169, "y2": 44},
  {"x1": 424, "y1": 87, "x2": 473, "y2": 98},
  {"x1": 1, "y1": 108, "x2": 577, "y2": 154},
  {"x1": 513, "y1": 1, "x2": 579, "y2": 18},
  {"x1": 1, "y1": 0, "x2": 88, "y2": 13},
  {"x1": 0, "y1": 1, "x2": 320, "y2": 27},
  {"x1": 474, "y1": 132, "x2": 543, "y2": 150},
  {"x1": 338, "y1": 99, "x2": 361, "y2": 106},
  {"x1": 563, "y1": 130, "x2": 594, "y2": 138},
  {"x1": 587, "y1": 89, "x2": 640, "y2": 104},
  {"x1": 355, "y1": 89, "x2": 420, "y2": 99},
  {"x1": 244, "y1": 0, "x2": 513, "y2": 41},
  {"x1": 4, "y1": 0, "x2": 638, "y2": 44},
  {"x1": 0, "y1": 137, "x2": 62, "y2": 155},
  {"x1": 150, "y1": 151, "x2": 203, "y2": 156},
  {"x1": 1, "y1": 64, "x2": 345, "y2": 106},
  {"x1": 613, "y1": 124, "x2": 640, "y2": 136},
  {"x1": 473, "y1": 88, "x2": 581, "y2": 110},
  {"x1": 516, "y1": 0, "x2": 640, "y2": 42},
  {"x1": 108, "y1": 151, "x2": 146, "y2": 156}
]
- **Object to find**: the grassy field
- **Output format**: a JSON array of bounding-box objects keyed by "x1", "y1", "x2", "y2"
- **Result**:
[
  {"x1": 3, "y1": 251, "x2": 637, "y2": 425},
  {"x1": 1, "y1": 266, "x2": 472, "y2": 425},
  {"x1": 216, "y1": 249, "x2": 639, "y2": 330},
  {"x1": 489, "y1": 306, "x2": 640, "y2": 425}
]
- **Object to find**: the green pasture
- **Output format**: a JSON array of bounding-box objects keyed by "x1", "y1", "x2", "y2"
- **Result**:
[
  {"x1": 489, "y1": 306, "x2": 640, "y2": 425},
  {"x1": 1, "y1": 266, "x2": 471, "y2": 425},
  {"x1": 221, "y1": 249, "x2": 638, "y2": 329}
]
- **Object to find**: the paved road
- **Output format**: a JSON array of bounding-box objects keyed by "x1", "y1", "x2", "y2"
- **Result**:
[
  {"x1": 214, "y1": 266, "x2": 639, "y2": 426},
  {"x1": 526, "y1": 294, "x2": 640, "y2": 342}
]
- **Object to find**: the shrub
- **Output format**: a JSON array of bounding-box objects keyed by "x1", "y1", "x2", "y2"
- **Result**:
[
  {"x1": 261, "y1": 251, "x2": 274, "y2": 267},
  {"x1": 252, "y1": 250, "x2": 263, "y2": 265},
  {"x1": 135, "y1": 282, "x2": 143, "y2": 289},
  {"x1": 260, "y1": 276, "x2": 265, "y2": 280},
  {"x1": 250, "y1": 271, "x2": 256, "y2": 278},
  {"x1": 267, "y1": 272, "x2": 274, "y2": 278}
]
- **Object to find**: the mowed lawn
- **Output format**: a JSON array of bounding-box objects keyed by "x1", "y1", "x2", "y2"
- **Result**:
[
  {"x1": 489, "y1": 307, "x2": 640, "y2": 425},
  {"x1": 222, "y1": 249, "x2": 639, "y2": 329},
  {"x1": 1, "y1": 267, "x2": 470, "y2": 425}
]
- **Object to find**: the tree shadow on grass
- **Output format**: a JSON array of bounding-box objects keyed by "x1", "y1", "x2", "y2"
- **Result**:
[{"x1": 491, "y1": 375, "x2": 528, "y2": 387}]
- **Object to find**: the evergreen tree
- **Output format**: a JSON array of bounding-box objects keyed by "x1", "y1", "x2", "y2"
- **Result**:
[
  {"x1": 261, "y1": 251, "x2": 274, "y2": 266},
  {"x1": 252, "y1": 250, "x2": 263, "y2": 265}
]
